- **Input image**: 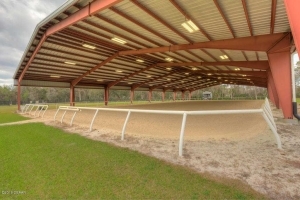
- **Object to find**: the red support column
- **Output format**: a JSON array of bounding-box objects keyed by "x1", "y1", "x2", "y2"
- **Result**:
[
  {"x1": 70, "y1": 85, "x2": 75, "y2": 106},
  {"x1": 148, "y1": 90, "x2": 152, "y2": 102},
  {"x1": 130, "y1": 88, "x2": 134, "y2": 104},
  {"x1": 173, "y1": 90, "x2": 176, "y2": 101},
  {"x1": 284, "y1": 0, "x2": 300, "y2": 61},
  {"x1": 17, "y1": 82, "x2": 21, "y2": 111},
  {"x1": 162, "y1": 90, "x2": 165, "y2": 102},
  {"x1": 267, "y1": 71, "x2": 279, "y2": 107},
  {"x1": 267, "y1": 34, "x2": 292, "y2": 118},
  {"x1": 104, "y1": 86, "x2": 109, "y2": 106}
]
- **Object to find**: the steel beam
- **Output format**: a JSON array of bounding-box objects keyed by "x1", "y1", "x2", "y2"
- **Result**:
[
  {"x1": 118, "y1": 33, "x2": 287, "y2": 56},
  {"x1": 72, "y1": 53, "x2": 119, "y2": 86},
  {"x1": 157, "y1": 61, "x2": 269, "y2": 70},
  {"x1": 46, "y1": 0, "x2": 122, "y2": 36},
  {"x1": 108, "y1": 64, "x2": 157, "y2": 88}
]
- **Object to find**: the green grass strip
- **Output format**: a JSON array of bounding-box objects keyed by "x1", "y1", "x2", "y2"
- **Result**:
[
  {"x1": 0, "y1": 123, "x2": 264, "y2": 199},
  {"x1": 0, "y1": 106, "x2": 28, "y2": 124}
]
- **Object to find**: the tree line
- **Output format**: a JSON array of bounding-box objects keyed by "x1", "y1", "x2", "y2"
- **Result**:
[{"x1": 0, "y1": 84, "x2": 287, "y2": 106}]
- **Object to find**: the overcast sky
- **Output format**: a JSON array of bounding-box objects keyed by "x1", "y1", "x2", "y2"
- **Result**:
[
  {"x1": 0, "y1": 0, "x2": 66, "y2": 86},
  {"x1": 0, "y1": 1, "x2": 299, "y2": 86}
]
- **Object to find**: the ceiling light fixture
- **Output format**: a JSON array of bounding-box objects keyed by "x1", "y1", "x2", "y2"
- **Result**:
[
  {"x1": 207, "y1": 73, "x2": 212, "y2": 75},
  {"x1": 64, "y1": 61, "x2": 76, "y2": 65},
  {"x1": 220, "y1": 55, "x2": 228, "y2": 59},
  {"x1": 166, "y1": 67, "x2": 172, "y2": 70},
  {"x1": 167, "y1": 78, "x2": 171, "y2": 81},
  {"x1": 242, "y1": 75, "x2": 247, "y2": 77},
  {"x1": 136, "y1": 59, "x2": 144, "y2": 63},
  {"x1": 82, "y1": 43, "x2": 96, "y2": 49},
  {"x1": 185, "y1": 72, "x2": 189, "y2": 75},
  {"x1": 146, "y1": 75, "x2": 152, "y2": 78},
  {"x1": 50, "y1": 75, "x2": 60, "y2": 78},
  {"x1": 192, "y1": 67, "x2": 197, "y2": 70},
  {"x1": 235, "y1": 68, "x2": 240, "y2": 71},
  {"x1": 217, "y1": 77, "x2": 221, "y2": 79},
  {"x1": 116, "y1": 70, "x2": 123, "y2": 73},
  {"x1": 181, "y1": 20, "x2": 199, "y2": 33},
  {"x1": 165, "y1": 57, "x2": 173, "y2": 62},
  {"x1": 97, "y1": 79, "x2": 103, "y2": 82},
  {"x1": 198, "y1": 76, "x2": 201, "y2": 78},
  {"x1": 111, "y1": 37, "x2": 127, "y2": 44}
]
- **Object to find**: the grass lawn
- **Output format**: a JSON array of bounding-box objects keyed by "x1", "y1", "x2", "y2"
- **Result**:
[
  {"x1": 0, "y1": 123, "x2": 265, "y2": 199},
  {"x1": 297, "y1": 98, "x2": 300, "y2": 103},
  {"x1": 0, "y1": 105, "x2": 28, "y2": 124}
]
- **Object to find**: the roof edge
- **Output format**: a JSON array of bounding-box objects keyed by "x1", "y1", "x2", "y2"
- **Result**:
[{"x1": 13, "y1": 0, "x2": 79, "y2": 80}]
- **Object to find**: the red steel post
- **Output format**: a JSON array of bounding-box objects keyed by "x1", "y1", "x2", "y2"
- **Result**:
[
  {"x1": 104, "y1": 86, "x2": 109, "y2": 106},
  {"x1": 284, "y1": 0, "x2": 300, "y2": 61},
  {"x1": 267, "y1": 34, "x2": 292, "y2": 118},
  {"x1": 70, "y1": 85, "x2": 75, "y2": 106}
]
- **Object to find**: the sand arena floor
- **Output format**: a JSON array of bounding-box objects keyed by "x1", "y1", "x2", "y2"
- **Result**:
[
  {"x1": 23, "y1": 100, "x2": 300, "y2": 199},
  {"x1": 46, "y1": 100, "x2": 268, "y2": 141}
]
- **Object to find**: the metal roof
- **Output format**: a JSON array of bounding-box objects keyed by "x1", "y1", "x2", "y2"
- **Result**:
[{"x1": 14, "y1": 0, "x2": 293, "y2": 91}]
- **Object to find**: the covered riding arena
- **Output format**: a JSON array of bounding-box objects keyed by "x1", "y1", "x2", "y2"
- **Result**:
[{"x1": 14, "y1": 0, "x2": 300, "y2": 198}]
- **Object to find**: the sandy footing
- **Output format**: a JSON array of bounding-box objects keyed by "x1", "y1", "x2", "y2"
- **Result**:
[{"x1": 20, "y1": 100, "x2": 300, "y2": 199}]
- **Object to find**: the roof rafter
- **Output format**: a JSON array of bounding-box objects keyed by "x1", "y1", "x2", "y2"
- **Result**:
[
  {"x1": 241, "y1": 0, "x2": 253, "y2": 36},
  {"x1": 213, "y1": 0, "x2": 235, "y2": 38}
]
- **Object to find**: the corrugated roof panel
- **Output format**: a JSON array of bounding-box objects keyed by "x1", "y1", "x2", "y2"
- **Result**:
[
  {"x1": 138, "y1": 0, "x2": 208, "y2": 43},
  {"x1": 99, "y1": 10, "x2": 170, "y2": 46},
  {"x1": 43, "y1": 42, "x2": 107, "y2": 60},
  {"x1": 39, "y1": 49, "x2": 101, "y2": 64},
  {"x1": 35, "y1": 54, "x2": 95, "y2": 68},
  {"x1": 218, "y1": 0, "x2": 250, "y2": 38},
  {"x1": 87, "y1": 17, "x2": 158, "y2": 48},
  {"x1": 223, "y1": 50, "x2": 247, "y2": 61},
  {"x1": 201, "y1": 49, "x2": 222, "y2": 61},
  {"x1": 247, "y1": 0, "x2": 271, "y2": 35},
  {"x1": 274, "y1": 0, "x2": 290, "y2": 33},
  {"x1": 178, "y1": 0, "x2": 233, "y2": 40},
  {"x1": 257, "y1": 52, "x2": 268, "y2": 60},
  {"x1": 188, "y1": 49, "x2": 216, "y2": 62},
  {"x1": 76, "y1": 21, "x2": 146, "y2": 49},
  {"x1": 69, "y1": 25, "x2": 136, "y2": 50},
  {"x1": 113, "y1": 0, "x2": 187, "y2": 44},
  {"x1": 244, "y1": 51, "x2": 257, "y2": 61}
]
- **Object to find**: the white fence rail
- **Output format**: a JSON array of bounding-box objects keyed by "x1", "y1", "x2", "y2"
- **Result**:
[
  {"x1": 54, "y1": 98, "x2": 281, "y2": 156},
  {"x1": 21, "y1": 104, "x2": 48, "y2": 118}
]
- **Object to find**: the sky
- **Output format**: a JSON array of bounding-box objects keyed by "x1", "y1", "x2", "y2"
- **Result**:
[
  {"x1": 0, "y1": 1, "x2": 299, "y2": 86},
  {"x1": 0, "y1": 0, "x2": 66, "y2": 86}
]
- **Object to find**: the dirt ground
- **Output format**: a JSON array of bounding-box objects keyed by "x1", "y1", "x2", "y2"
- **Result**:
[{"x1": 21, "y1": 100, "x2": 300, "y2": 199}]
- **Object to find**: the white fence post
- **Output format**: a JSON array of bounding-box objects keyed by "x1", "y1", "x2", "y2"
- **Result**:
[
  {"x1": 261, "y1": 111, "x2": 282, "y2": 149},
  {"x1": 61, "y1": 110, "x2": 67, "y2": 123},
  {"x1": 179, "y1": 113, "x2": 188, "y2": 156},
  {"x1": 54, "y1": 108, "x2": 60, "y2": 121},
  {"x1": 89, "y1": 109, "x2": 99, "y2": 132},
  {"x1": 70, "y1": 111, "x2": 78, "y2": 126},
  {"x1": 121, "y1": 111, "x2": 131, "y2": 140}
]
